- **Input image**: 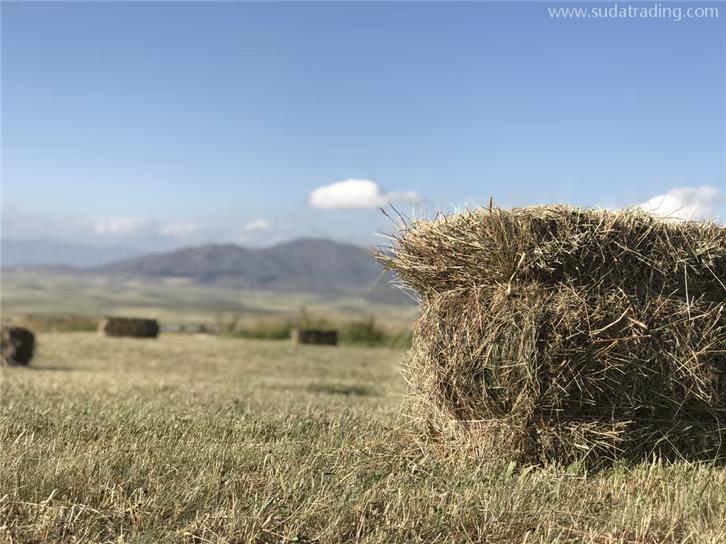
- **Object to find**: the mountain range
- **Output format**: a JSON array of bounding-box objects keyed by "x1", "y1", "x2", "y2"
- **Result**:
[{"x1": 2, "y1": 238, "x2": 408, "y2": 302}]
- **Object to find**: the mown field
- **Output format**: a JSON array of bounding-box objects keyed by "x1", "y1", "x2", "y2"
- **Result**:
[{"x1": 2, "y1": 333, "x2": 726, "y2": 543}]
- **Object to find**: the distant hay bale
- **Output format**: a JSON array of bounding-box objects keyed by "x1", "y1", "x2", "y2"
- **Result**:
[
  {"x1": 380, "y1": 205, "x2": 726, "y2": 466},
  {"x1": 1, "y1": 326, "x2": 35, "y2": 366},
  {"x1": 294, "y1": 328, "x2": 338, "y2": 346},
  {"x1": 99, "y1": 317, "x2": 160, "y2": 338}
]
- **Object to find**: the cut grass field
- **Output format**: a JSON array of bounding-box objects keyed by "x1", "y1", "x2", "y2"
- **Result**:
[{"x1": 2, "y1": 333, "x2": 726, "y2": 543}]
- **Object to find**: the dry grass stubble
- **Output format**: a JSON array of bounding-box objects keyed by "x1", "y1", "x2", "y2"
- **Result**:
[{"x1": 1, "y1": 333, "x2": 726, "y2": 542}]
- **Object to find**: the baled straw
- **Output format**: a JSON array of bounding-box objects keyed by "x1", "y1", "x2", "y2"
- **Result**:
[{"x1": 380, "y1": 205, "x2": 726, "y2": 466}]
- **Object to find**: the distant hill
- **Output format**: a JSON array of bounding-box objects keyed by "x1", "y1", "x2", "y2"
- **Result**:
[
  {"x1": 94, "y1": 238, "x2": 408, "y2": 301},
  {"x1": 1, "y1": 239, "x2": 143, "y2": 268},
  {"x1": 2, "y1": 237, "x2": 411, "y2": 303}
]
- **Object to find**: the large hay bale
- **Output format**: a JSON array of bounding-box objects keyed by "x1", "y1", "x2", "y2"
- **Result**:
[
  {"x1": 99, "y1": 317, "x2": 159, "y2": 338},
  {"x1": 294, "y1": 328, "x2": 338, "y2": 346},
  {"x1": 381, "y1": 205, "x2": 726, "y2": 466},
  {"x1": 1, "y1": 326, "x2": 35, "y2": 366}
]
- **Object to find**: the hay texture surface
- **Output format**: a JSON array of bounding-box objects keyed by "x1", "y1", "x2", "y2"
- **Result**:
[
  {"x1": 99, "y1": 317, "x2": 160, "y2": 338},
  {"x1": 381, "y1": 206, "x2": 726, "y2": 466},
  {"x1": 1, "y1": 326, "x2": 35, "y2": 366}
]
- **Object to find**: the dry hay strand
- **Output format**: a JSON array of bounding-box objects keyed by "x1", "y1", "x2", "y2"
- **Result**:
[
  {"x1": 381, "y1": 205, "x2": 726, "y2": 466},
  {"x1": 99, "y1": 316, "x2": 160, "y2": 338},
  {"x1": 1, "y1": 326, "x2": 35, "y2": 366}
]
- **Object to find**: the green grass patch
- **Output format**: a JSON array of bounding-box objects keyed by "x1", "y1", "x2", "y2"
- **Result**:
[
  {"x1": 11, "y1": 314, "x2": 99, "y2": 332},
  {"x1": 220, "y1": 319, "x2": 294, "y2": 340},
  {"x1": 219, "y1": 313, "x2": 412, "y2": 348}
]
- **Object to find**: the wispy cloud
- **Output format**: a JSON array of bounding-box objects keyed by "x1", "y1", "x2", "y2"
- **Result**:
[
  {"x1": 160, "y1": 222, "x2": 198, "y2": 236},
  {"x1": 309, "y1": 179, "x2": 422, "y2": 209},
  {"x1": 1, "y1": 207, "x2": 89, "y2": 240},
  {"x1": 93, "y1": 218, "x2": 148, "y2": 235},
  {"x1": 639, "y1": 185, "x2": 725, "y2": 222},
  {"x1": 243, "y1": 219, "x2": 273, "y2": 231}
]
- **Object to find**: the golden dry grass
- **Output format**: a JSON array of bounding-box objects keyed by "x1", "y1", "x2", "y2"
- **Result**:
[{"x1": 2, "y1": 333, "x2": 726, "y2": 543}]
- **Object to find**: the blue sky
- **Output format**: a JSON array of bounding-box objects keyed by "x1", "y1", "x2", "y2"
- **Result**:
[{"x1": 2, "y1": 1, "x2": 725, "y2": 249}]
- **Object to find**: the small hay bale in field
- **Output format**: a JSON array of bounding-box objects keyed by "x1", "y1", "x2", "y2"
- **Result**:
[
  {"x1": 99, "y1": 316, "x2": 160, "y2": 338},
  {"x1": 380, "y1": 205, "x2": 726, "y2": 466},
  {"x1": 1, "y1": 326, "x2": 35, "y2": 366},
  {"x1": 294, "y1": 328, "x2": 338, "y2": 346}
]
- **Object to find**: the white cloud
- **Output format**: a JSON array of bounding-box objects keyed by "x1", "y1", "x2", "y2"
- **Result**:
[
  {"x1": 243, "y1": 219, "x2": 273, "y2": 231},
  {"x1": 639, "y1": 186, "x2": 725, "y2": 222},
  {"x1": 309, "y1": 179, "x2": 422, "y2": 209},
  {"x1": 160, "y1": 222, "x2": 198, "y2": 236},
  {"x1": 93, "y1": 218, "x2": 147, "y2": 235}
]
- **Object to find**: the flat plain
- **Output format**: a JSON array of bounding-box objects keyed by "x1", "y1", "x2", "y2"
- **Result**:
[
  {"x1": 2, "y1": 333, "x2": 726, "y2": 543},
  {"x1": 0, "y1": 269, "x2": 417, "y2": 329}
]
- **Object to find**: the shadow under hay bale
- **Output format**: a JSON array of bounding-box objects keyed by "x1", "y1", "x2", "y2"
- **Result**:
[
  {"x1": 293, "y1": 328, "x2": 338, "y2": 346},
  {"x1": 1, "y1": 326, "x2": 35, "y2": 366},
  {"x1": 99, "y1": 317, "x2": 160, "y2": 338},
  {"x1": 381, "y1": 205, "x2": 726, "y2": 467}
]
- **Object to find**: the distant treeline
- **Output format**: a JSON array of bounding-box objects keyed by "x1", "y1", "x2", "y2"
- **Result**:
[
  {"x1": 6, "y1": 312, "x2": 412, "y2": 349},
  {"x1": 218, "y1": 313, "x2": 412, "y2": 349},
  {"x1": 9, "y1": 314, "x2": 99, "y2": 333}
]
